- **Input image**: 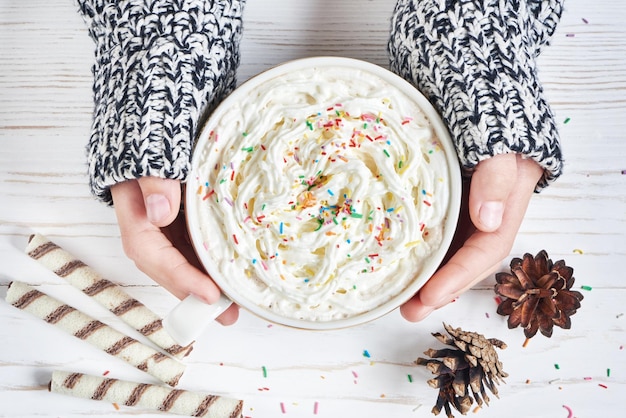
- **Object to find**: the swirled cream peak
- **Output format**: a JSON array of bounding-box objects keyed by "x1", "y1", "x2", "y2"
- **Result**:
[{"x1": 191, "y1": 66, "x2": 451, "y2": 322}]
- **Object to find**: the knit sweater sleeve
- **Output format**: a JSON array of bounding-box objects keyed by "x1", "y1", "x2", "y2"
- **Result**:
[
  {"x1": 388, "y1": 0, "x2": 564, "y2": 190},
  {"x1": 77, "y1": 0, "x2": 245, "y2": 204}
]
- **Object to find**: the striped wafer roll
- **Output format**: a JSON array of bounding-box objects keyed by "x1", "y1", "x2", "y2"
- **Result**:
[
  {"x1": 6, "y1": 281, "x2": 185, "y2": 386},
  {"x1": 25, "y1": 234, "x2": 193, "y2": 358},
  {"x1": 49, "y1": 371, "x2": 243, "y2": 418}
]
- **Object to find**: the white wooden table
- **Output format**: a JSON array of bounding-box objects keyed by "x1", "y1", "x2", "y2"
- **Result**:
[{"x1": 1, "y1": 1, "x2": 625, "y2": 417}]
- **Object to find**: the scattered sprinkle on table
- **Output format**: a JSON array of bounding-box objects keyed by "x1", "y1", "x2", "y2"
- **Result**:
[
  {"x1": 564, "y1": 117, "x2": 571, "y2": 124},
  {"x1": 562, "y1": 404, "x2": 574, "y2": 418},
  {"x1": 554, "y1": 364, "x2": 560, "y2": 370},
  {"x1": 581, "y1": 285, "x2": 593, "y2": 291},
  {"x1": 572, "y1": 248, "x2": 584, "y2": 254},
  {"x1": 599, "y1": 383, "x2": 608, "y2": 389},
  {"x1": 314, "y1": 401, "x2": 319, "y2": 415},
  {"x1": 262, "y1": 366, "x2": 268, "y2": 378},
  {"x1": 280, "y1": 402, "x2": 286, "y2": 413},
  {"x1": 407, "y1": 374, "x2": 413, "y2": 383},
  {"x1": 362, "y1": 349, "x2": 371, "y2": 358},
  {"x1": 607, "y1": 368, "x2": 611, "y2": 377}
]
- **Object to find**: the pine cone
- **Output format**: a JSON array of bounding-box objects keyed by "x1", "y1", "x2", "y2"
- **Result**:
[
  {"x1": 416, "y1": 323, "x2": 508, "y2": 418},
  {"x1": 494, "y1": 250, "x2": 584, "y2": 339}
]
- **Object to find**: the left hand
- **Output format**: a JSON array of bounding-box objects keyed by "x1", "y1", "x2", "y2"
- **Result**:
[{"x1": 400, "y1": 153, "x2": 544, "y2": 321}]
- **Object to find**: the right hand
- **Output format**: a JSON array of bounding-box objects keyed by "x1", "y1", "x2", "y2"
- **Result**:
[{"x1": 110, "y1": 176, "x2": 239, "y2": 325}]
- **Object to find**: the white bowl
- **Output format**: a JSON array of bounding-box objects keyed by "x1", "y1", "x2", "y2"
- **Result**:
[{"x1": 185, "y1": 57, "x2": 461, "y2": 330}]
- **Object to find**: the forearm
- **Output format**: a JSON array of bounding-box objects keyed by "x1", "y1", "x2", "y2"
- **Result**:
[
  {"x1": 77, "y1": 0, "x2": 246, "y2": 204},
  {"x1": 389, "y1": 0, "x2": 565, "y2": 190}
]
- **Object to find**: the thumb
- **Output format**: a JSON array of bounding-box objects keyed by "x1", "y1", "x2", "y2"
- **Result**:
[
  {"x1": 469, "y1": 154, "x2": 518, "y2": 232},
  {"x1": 137, "y1": 177, "x2": 181, "y2": 227}
]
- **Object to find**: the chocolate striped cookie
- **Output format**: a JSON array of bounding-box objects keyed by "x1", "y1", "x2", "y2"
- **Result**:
[
  {"x1": 26, "y1": 234, "x2": 193, "y2": 358},
  {"x1": 50, "y1": 370, "x2": 243, "y2": 417},
  {"x1": 6, "y1": 281, "x2": 185, "y2": 386}
]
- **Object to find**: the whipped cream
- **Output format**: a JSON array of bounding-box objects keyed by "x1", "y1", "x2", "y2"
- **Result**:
[{"x1": 190, "y1": 65, "x2": 452, "y2": 322}]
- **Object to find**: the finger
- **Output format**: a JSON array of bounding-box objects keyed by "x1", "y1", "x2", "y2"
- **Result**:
[
  {"x1": 216, "y1": 303, "x2": 240, "y2": 326},
  {"x1": 400, "y1": 234, "x2": 507, "y2": 322},
  {"x1": 469, "y1": 154, "x2": 518, "y2": 232},
  {"x1": 111, "y1": 180, "x2": 221, "y2": 304},
  {"x1": 137, "y1": 177, "x2": 181, "y2": 227}
]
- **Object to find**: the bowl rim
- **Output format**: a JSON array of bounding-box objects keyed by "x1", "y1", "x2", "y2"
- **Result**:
[{"x1": 186, "y1": 56, "x2": 462, "y2": 329}]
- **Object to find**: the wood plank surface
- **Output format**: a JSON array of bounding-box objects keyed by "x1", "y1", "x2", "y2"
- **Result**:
[{"x1": 1, "y1": 0, "x2": 624, "y2": 417}]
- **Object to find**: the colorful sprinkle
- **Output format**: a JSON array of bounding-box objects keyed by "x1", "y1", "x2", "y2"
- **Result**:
[
  {"x1": 581, "y1": 285, "x2": 593, "y2": 291},
  {"x1": 563, "y1": 117, "x2": 571, "y2": 124},
  {"x1": 262, "y1": 366, "x2": 268, "y2": 378},
  {"x1": 608, "y1": 368, "x2": 611, "y2": 377},
  {"x1": 280, "y1": 402, "x2": 286, "y2": 414},
  {"x1": 314, "y1": 401, "x2": 319, "y2": 415},
  {"x1": 112, "y1": 403, "x2": 120, "y2": 411},
  {"x1": 562, "y1": 404, "x2": 574, "y2": 418},
  {"x1": 407, "y1": 374, "x2": 413, "y2": 383},
  {"x1": 554, "y1": 364, "x2": 560, "y2": 370},
  {"x1": 573, "y1": 248, "x2": 584, "y2": 254},
  {"x1": 599, "y1": 383, "x2": 608, "y2": 389},
  {"x1": 233, "y1": 234, "x2": 239, "y2": 245},
  {"x1": 363, "y1": 350, "x2": 371, "y2": 358}
]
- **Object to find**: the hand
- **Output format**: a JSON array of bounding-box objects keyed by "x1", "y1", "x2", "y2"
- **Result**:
[
  {"x1": 110, "y1": 177, "x2": 239, "y2": 325},
  {"x1": 400, "y1": 154, "x2": 544, "y2": 321}
]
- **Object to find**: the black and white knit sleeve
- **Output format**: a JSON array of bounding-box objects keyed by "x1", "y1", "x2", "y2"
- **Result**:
[
  {"x1": 389, "y1": 0, "x2": 564, "y2": 190},
  {"x1": 77, "y1": 0, "x2": 245, "y2": 204}
]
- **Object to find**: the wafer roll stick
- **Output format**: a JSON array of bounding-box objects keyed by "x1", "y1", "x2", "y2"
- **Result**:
[
  {"x1": 6, "y1": 281, "x2": 185, "y2": 386},
  {"x1": 25, "y1": 234, "x2": 193, "y2": 358},
  {"x1": 49, "y1": 371, "x2": 243, "y2": 418}
]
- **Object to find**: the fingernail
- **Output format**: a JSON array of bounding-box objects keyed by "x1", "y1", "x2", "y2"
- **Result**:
[
  {"x1": 146, "y1": 194, "x2": 171, "y2": 224},
  {"x1": 479, "y1": 201, "x2": 504, "y2": 231}
]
